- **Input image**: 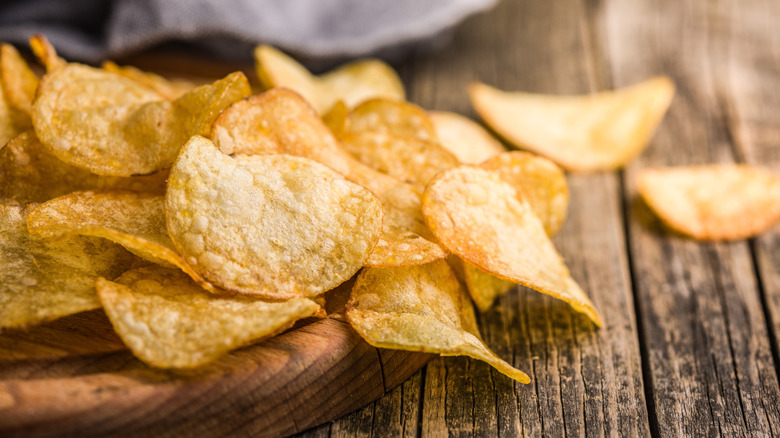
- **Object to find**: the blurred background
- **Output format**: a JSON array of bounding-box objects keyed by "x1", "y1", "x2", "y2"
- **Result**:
[{"x1": 0, "y1": 0, "x2": 498, "y2": 70}]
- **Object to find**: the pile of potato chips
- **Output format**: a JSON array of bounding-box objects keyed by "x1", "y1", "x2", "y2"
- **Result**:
[{"x1": 2, "y1": 35, "x2": 779, "y2": 383}]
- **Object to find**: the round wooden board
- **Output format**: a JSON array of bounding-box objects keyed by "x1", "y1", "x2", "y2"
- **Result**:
[{"x1": 0, "y1": 310, "x2": 434, "y2": 437}]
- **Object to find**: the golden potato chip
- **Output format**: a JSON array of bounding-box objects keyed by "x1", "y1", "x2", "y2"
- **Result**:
[
  {"x1": 0, "y1": 83, "x2": 18, "y2": 148},
  {"x1": 166, "y1": 135, "x2": 383, "y2": 299},
  {"x1": 102, "y1": 61, "x2": 197, "y2": 100},
  {"x1": 322, "y1": 99, "x2": 349, "y2": 139},
  {"x1": 346, "y1": 98, "x2": 437, "y2": 141},
  {"x1": 96, "y1": 265, "x2": 323, "y2": 368},
  {"x1": 422, "y1": 166, "x2": 602, "y2": 326},
  {"x1": 429, "y1": 110, "x2": 506, "y2": 164},
  {"x1": 469, "y1": 77, "x2": 675, "y2": 171},
  {"x1": 0, "y1": 131, "x2": 168, "y2": 203},
  {"x1": 463, "y1": 261, "x2": 515, "y2": 312},
  {"x1": 212, "y1": 88, "x2": 447, "y2": 267},
  {"x1": 638, "y1": 164, "x2": 780, "y2": 240},
  {"x1": 254, "y1": 45, "x2": 404, "y2": 113},
  {"x1": 29, "y1": 34, "x2": 65, "y2": 72},
  {"x1": 346, "y1": 260, "x2": 530, "y2": 383},
  {"x1": 26, "y1": 190, "x2": 215, "y2": 292},
  {"x1": 481, "y1": 151, "x2": 569, "y2": 236},
  {"x1": 1, "y1": 44, "x2": 38, "y2": 122},
  {"x1": 33, "y1": 60, "x2": 250, "y2": 176},
  {"x1": 0, "y1": 202, "x2": 135, "y2": 329},
  {"x1": 341, "y1": 131, "x2": 459, "y2": 187}
]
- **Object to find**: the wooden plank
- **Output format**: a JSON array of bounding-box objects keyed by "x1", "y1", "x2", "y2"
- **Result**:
[
  {"x1": 403, "y1": 0, "x2": 650, "y2": 436},
  {"x1": 603, "y1": 0, "x2": 780, "y2": 435}
]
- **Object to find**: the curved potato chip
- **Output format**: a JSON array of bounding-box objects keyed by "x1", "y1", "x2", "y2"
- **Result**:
[
  {"x1": 447, "y1": 254, "x2": 515, "y2": 312},
  {"x1": 254, "y1": 45, "x2": 404, "y2": 113},
  {"x1": 429, "y1": 111, "x2": 506, "y2": 164},
  {"x1": 638, "y1": 165, "x2": 780, "y2": 240},
  {"x1": 97, "y1": 265, "x2": 323, "y2": 368},
  {"x1": 0, "y1": 84, "x2": 18, "y2": 148},
  {"x1": 166, "y1": 136, "x2": 383, "y2": 299},
  {"x1": 26, "y1": 190, "x2": 215, "y2": 291},
  {"x1": 341, "y1": 131, "x2": 459, "y2": 187},
  {"x1": 322, "y1": 99, "x2": 349, "y2": 139},
  {"x1": 33, "y1": 61, "x2": 249, "y2": 176},
  {"x1": 347, "y1": 98, "x2": 437, "y2": 141},
  {"x1": 102, "y1": 61, "x2": 197, "y2": 100},
  {"x1": 481, "y1": 151, "x2": 569, "y2": 236},
  {"x1": 29, "y1": 34, "x2": 65, "y2": 72},
  {"x1": 346, "y1": 260, "x2": 530, "y2": 383},
  {"x1": 0, "y1": 131, "x2": 168, "y2": 203},
  {"x1": 212, "y1": 88, "x2": 447, "y2": 267},
  {"x1": 422, "y1": 166, "x2": 602, "y2": 326},
  {"x1": 0, "y1": 203, "x2": 135, "y2": 329},
  {"x1": 469, "y1": 77, "x2": 675, "y2": 171},
  {"x1": 1, "y1": 43, "x2": 38, "y2": 122}
]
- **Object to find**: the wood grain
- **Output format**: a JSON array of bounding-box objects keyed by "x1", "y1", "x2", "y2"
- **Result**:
[{"x1": 605, "y1": 0, "x2": 780, "y2": 435}]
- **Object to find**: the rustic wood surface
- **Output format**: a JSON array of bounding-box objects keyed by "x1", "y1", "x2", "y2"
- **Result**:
[{"x1": 295, "y1": 0, "x2": 780, "y2": 436}]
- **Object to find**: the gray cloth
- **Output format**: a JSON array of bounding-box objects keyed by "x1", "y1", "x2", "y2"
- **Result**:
[{"x1": 0, "y1": 0, "x2": 497, "y2": 66}]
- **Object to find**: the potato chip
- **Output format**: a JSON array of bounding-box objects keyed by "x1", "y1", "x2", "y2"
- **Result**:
[
  {"x1": 0, "y1": 203, "x2": 135, "y2": 329},
  {"x1": 0, "y1": 131, "x2": 168, "y2": 203},
  {"x1": 322, "y1": 99, "x2": 349, "y2": 139},
  {"x1": 102, "y1": 61, "x2": 196, "y2": 100},
  {"x1": 166, "y1": 135, "x2": 383, "y2": 299},
  {"x1": 254, "y1": 45, "x2": 404, "y2": 113},
  {"x1": 96, "y1": 265, "x2": 323, "y2": 368},
  {"x1": 26, "y1": 190, "x2": 215, "y2": 292},
  {"x1": 346, "y1": 260, "x2": 530, "y2": 383},
  {"x1": 481, "y1": 151, "x2": 569, "y2": 236},
  {"x1": 469, "y1": 77, "x2": 675, "y2": 171},
  {"x1": 429, "y1": 110, "x2": 506, "y2": 164},
  {"x1": 638, "y1": 164, "x2": 780, "y2": 240},
  {"x1": 341, "y1": 131, "x2": 459, "y2": 187},
  {"x1": 212, "y1": 88, "x2": 447, "y2": 267},
  {"x1": 29, "y1": 34, "x2": 65, "y2": 72},
  {"x1": 33, "y1": 58, "x2": 250, "y2": 176},
  {"x1": 346, "y1": 98, "x2": 437, "y2": 141},
  {"x1": 0, "y1": 83, "x2": 18, "y2": 148},
  {"x1": 1, "y1": 44, "x2": 38, "y2": 122},
  {"x1": 422, "y1": 166, "x2": 602, "y2": 326}
]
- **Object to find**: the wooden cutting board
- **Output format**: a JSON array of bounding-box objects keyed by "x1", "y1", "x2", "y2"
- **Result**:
[{"x1": 0, "y1": 308, "x2": 434, "y2": 437}]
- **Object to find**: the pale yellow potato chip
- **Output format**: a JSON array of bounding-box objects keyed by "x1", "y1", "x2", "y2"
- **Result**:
[
  {"x1": 96, "y1": 265, "x2": 323, "y2": 368},
  {"x1": 429, "y1": 110, "x2": 506, "y2": 164},
  {"x1": 481, "y1": 151, "x2": 569, "y2": 236},
  {"x1": 346, "y1": 260, "x2": 530, "y2": 383},
  {"x1": 0, "y1": 43, "x2": 38, "y2": 122},
  {"x1": 26, "y1": 190, "x2": 215, "y2": 292},
  {"x1": 469, "y1": 77, "x2": 675, "y2": 171},
  {"x1": 638, "y1": 164, "x2": 780, "y2": 240},
  {"x1": 33, "y1": 59, "x2": 249, "y2": 176},
  {"x1": 0, "y1": 202, "x2": 135, "y2": 329},
  {"x1": 446, "y1": 254, "x2": 514, "y2": 312},
  {"x1": 341, "y1": 131, "x2": 459, "y2": 187},
  {"x1": 254, "y1": 45, "x2": 404, "y2": 113},
  {"x1": 166, "y1": 135, "x2": 384, "y2": 299},
  {"x1": 0, "y1": 131, "x2": 168, "y2": 203},
  {"x1": 102, "y1": 61, "x2": 197, "y2": 100},
  {"x1": 422, "y1": 166, "x2": 602, "y2": 326},
  {"x1": 347, "y1": 98, "x2": 437, "y2": 141},
  {"x1": 463, "y1": 261, "x2": 516, "y2": 312},
  {"x1": 211, "y1": 88, "x2": 447, "y2": 267}
]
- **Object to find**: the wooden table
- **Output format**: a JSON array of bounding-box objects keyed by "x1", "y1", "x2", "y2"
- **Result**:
[{"x1": 294, "y1": 0, "x2": 780, "y2": 436}]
